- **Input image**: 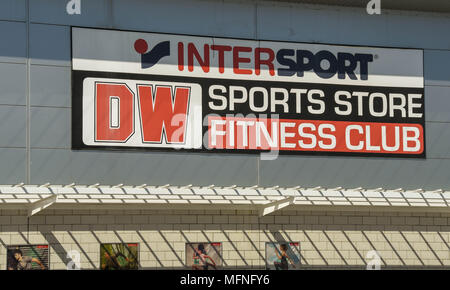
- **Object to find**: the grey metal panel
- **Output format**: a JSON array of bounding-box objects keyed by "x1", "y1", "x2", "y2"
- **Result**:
[
  {"x1": 0, "y1": 106, "x2": 26, "y2": 147},
  {"x1": 30, "y1": 65, "x2": 71, "y2": 107},
  {"x1": 258, "y1": 2, "x2": 344, "y2": 44},
  {"x1": 30, "y1": 107, "x2": 70, "y2": 149},
  {"x1": 112, "y1": 0, "x2": 255, "y2": 38},
  {"x1": 30, "y1": 149, "x2": 258, "y2": 186},
  {"x1": 30, "y1": 24, "x2": 71, "y2": 66},
  {"x1": 0, "y1": 148, "x2": 26, "y2": 184},
  {"x1": 266, "y1": 0, "x2": 450, "y2": 13},
  {"x1": 257, "y1": 3, "x2": 450, "y2": 50},
  {"x1": 259, "y1": 155, "x2": 450, "y2": 190},
  {"x1": 29, "y1": 0, "x2": 111, "y2": 27},
  {"x1": 333, "y1": 12, "x2": 389, "y2": 46},
  {"x1": 0, "y1": 21, "x2": 26, "y2": 63},
  {"x1": 209, "y1": 0, "x2": 256, "y2": 38},
  {"x1": 257, "y1": 4, "x2": 388, "y2": 45},
  {"x1": 424, "y1": 50, "x2": 450, "y2": 87},
  {"x1": 256, "y1": 3, "x2": 297, "y2": 42},
  {"x1": 425, "y1": 86, "x2": 450, "y2": 122},
  {"x1": 0, "y1": 63, "x2": 27, "y2": 105},
  {"x1": 0, "y1": 0, "x2": 26, "y2": 21},
  {"x1": 425, "y1": 122, "x2": 450, "y2": 159},
  {"x1": 268, "y1": 0, "x2": 450, "y2": 14},
  {"x1": 385, "y1": 12, "x2": 450, "y2": 50}
]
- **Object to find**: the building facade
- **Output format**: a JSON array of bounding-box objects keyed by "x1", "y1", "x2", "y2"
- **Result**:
[{"x1": 0, "y1": 0, "x2": 449, "y2": 270}]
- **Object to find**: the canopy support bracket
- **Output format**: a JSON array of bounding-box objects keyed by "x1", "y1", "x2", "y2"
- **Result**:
[
  {"x1": 258, "y1": 196, "x2": 295, "y2": 217},
  {"x1": 27, "y1": 194, "x2": 58, "y2": 217}
]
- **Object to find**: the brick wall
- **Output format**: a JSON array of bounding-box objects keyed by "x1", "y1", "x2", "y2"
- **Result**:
[{"x1": 0, "y1": 208, "x2": 449, "y2": 269}]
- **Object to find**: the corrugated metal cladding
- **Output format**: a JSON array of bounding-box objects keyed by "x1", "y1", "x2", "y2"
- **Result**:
[{"x1": 0, "y1": 0, "x2": 449, "y2": 190}]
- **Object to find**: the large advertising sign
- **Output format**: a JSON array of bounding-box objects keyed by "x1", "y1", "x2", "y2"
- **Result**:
[{"x1": 72, "y1": 27, "x2": 425, "y2": 157}]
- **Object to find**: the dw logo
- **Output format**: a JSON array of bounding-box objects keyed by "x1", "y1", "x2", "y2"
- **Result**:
[{"x1": 134, "y1": 39, "x2": 170, "y2": 69}]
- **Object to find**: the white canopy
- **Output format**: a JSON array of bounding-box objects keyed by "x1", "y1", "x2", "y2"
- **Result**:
[{"x1": 0, "y1": 184, "x2": 449, "y2": 216}]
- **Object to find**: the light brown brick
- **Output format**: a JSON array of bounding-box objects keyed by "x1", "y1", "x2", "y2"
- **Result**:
[
  {"x1": 275, "y1": 216, "x2": 289, "y2": 224},
  {"x1": 213, "y1": 215, "x2": 228, "y2": 224},
  {"x1": 319, "y1": 216, "x2": 333, "y2": 224},
  {"x1": 348, "y1": 217, "x2": 362, "y2": 224},
  {"x1": 363, "y1": 217, "x2": 377, "y2": 225},
  {"x1": 391, "y1": 217, "x2": 405, "y2": 225},
  {"x1": 304, "y1": 216, "x2": 319, "y2": 224},
  {"x1": 198, "y1": 215, "x2": 213, "y2": 223},
  {"x1": 63, "y1": 216, "x2": 81, "y2": 224}
]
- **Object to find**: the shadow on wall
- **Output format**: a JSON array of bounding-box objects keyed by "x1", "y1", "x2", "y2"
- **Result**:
[{"x1": 0, "y1": 209, "x2": 449, "y2": 270}]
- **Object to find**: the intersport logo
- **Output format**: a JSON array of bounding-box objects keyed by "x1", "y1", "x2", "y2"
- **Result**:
[
  {"x1": 134, "y1": 39, "x2": 170, "y2": 69},
  {"x1": 134, "y1": 39, "x2": 374, "y2": 80}
]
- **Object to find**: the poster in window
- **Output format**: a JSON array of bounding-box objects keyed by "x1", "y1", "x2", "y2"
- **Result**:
[
  {"x1": 185, "y1": 242, "x2": 223, "y2": 270},
  {"x1": 265, "y1": 242, "x2": 301, "y2": 270},
  {"x1": 7, "y1": 245, "x2": 49, "y2": 270},
  {"x1": 100, "y1": 243, "x2": 139, "y2": 270}
]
